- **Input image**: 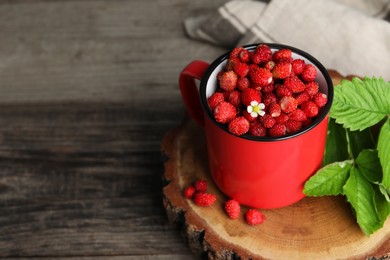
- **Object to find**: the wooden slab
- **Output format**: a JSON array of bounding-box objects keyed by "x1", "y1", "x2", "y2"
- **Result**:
[{"x1": 161, "y1": 70, "x2": 390, "y2": 259}]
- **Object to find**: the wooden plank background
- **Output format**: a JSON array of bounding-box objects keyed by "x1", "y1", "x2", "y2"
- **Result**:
[{"x1": 0, "y1": 0, "x2": 228, "y2": 258}]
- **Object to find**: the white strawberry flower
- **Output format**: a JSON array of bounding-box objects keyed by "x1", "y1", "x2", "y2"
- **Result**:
[{"x1": 247, "y1": 101, "x2": 265, "y2": 118}]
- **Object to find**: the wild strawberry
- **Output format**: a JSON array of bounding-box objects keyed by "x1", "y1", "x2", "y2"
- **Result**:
[
  {"x1": 237, "y1": 77, "x2": 250, "y2": 91},
  {"x1": 272, "y1": 49, "x2": 292, "y2": 63},
  {"x1": 268, "y1": 102, "x2": 281, "y2": 117},
  {"x1": 214, "y1": 102, "x2": 237, "y2": 123},
  {"x1": 262, "y1": 92, "x2": 278, "y2": 106},
  {"x1": 228, "y1": 116, "x2": 250, "y2": 136},
  {"x1": 228, "y1": 90, "x2": 241, "y2": 108},
  {"x1": 229, "y1": 47, "x2": 245, "y2": 59},
  {"x1": 289, "y1": 109, "x2": 307, "y2": 122},
  {"x1": 275, "y1": 84, "x2": 292, "y2": 98},
  {"x1": 219, "y1": 71, "x2": 238, "y2": 91},
  {"x1": 301, "y1": 64, "x2": 317, "y2": 82},
  {"x1": 295, "y1": 91, "x2": 310, "y2": 105},
  {"x1": 285, "y1": 120, "x2": 302, "y2": 134},
  {"x1": 260, "y1": 114, "x2": 276, "y2": 128},
  {"x1": 268, "y1": 123, "x2": 287, "y2": 137},
  {"x1": 193, "y1": 192, "x2": 216, "y2": 207},
  {"x1": 224, "y1": 200, "x2": 240, "y2": 220},
  {"x1": 274, "y1": 113, "x2": 289, "y2": 124},
  {"x1": 284, "y1": 76, "x2": 305, "y2": 93},
  {"x1": 225, "y1": 57, "x2": 240, "y2": 71},
  {"x1": 194, "y1": 179, "x2": 208, "y2": 192},
  {"x1": 249, "y1": 66, "x2": 273, "y2": 87},
  {"x1": 252, "y1": 44, "x2": 272, "y2": 64},
  {"x1": 312, "y1": 93, "x2": 328, "y2": 108},
  {"x1": 233, "y1": 62, "x2": 250, "y2": 78},
  {"x1": 183, "y1": 186, "x2": 196, "y2": 199},
  {"x1": 208, "y1": 92, "x2": 225, "y2": 110},
  {"x1": 305, "y1": 81, "x2": 319, "y2": 96},
  {"x1": 238, "y1": 49, "x2": 250, "y2": 63},
  {"x1": 245, "y1": 209, "x2": 265, "y2": 225},
  {"x1": 301, "y1": 101, "x2": 319, "y2": 118},
  {"x1": 262, "y1": 83, "x2": 275, "y2": 93},
  {"x1": 292, "y1": 59, "x2": 305, "y2": 75},
  {"x1": 279, "y1": 96, "x2": 298, "y2": 113},
  {"x1": 264, "y1": 60, "x2": 276, "y2": 70},
  {"x1": 249, "y1": 121, "x2": 267, "y2": 137},
  {"x1": 241, "y1": 88, "x2": 261, "y2": 106},
  {"x1": 272, "y1": 62, "x2": 292, "y2": 79}
]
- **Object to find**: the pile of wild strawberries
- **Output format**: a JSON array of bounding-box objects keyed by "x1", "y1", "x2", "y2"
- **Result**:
[
  {"x1": 208, "y1": 44, "x2": 328, "y2": 137},
  {"x1": 184, "y1": 179, "x2": 265, "y2": 226}
]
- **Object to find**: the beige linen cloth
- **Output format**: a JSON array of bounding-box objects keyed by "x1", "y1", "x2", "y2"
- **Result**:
[{"x1": 184, "y1": 0, "x2": 390, "y2": 80}]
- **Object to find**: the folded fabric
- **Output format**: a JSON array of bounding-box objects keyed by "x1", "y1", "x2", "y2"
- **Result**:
[{"x1": 184, "y1": 0, "x2": 390, "y2": 79}]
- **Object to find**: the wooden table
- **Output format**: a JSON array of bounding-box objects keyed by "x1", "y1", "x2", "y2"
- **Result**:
[{"x1": 0, "y1": 0, "x2": 228, "y2": 259}]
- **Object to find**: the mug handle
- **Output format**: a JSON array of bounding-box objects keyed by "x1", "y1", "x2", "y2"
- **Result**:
[{"x1": 179, "y1": 60, "x2": 210, "y2": 127}]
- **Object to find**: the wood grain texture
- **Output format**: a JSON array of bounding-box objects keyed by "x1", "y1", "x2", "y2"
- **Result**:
[
  {"x1": 162, "y1": 118, "x2": 390, "y2": 260},
  {"x1": 0, "y1": 0, "x2": 228, "y2": 258}
]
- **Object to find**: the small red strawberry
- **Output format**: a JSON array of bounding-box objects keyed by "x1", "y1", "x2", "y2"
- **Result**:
[
  {"x1": 225, "y1": 57, "x2": 240, "y2": 71},
  {"x1": 272, "y1": 49, "x2": 292, "y2": 63},
  {"x1": 238, "y1": 49, "x2": 250, "y2": 63},
  {"x1": 272, "y1": 62, "x2": 292, "y2": 79},
  {"x1": 312, "y1": 93, "x2": 328, "y2": 108},
  {"x1": 219, "y1": 71, "x2": 238, "y2": 91},
  {"x1": 229, "y1": 47, "x2": 245, "y2": 59},
  {"x1": 260, "y1": 114, "x2": 276, "y2": 129},
  {"x1": 264, "y1": 60, "x2": 276, "y2": 71},
  {"x1": 228, "y1": 90, "x2": 241, "y2": 108},
  {"x1": 245, "y1": 209, "x2": 265, "y2": 225},
  {"x1": 224, "y1": 200, "x2": 240, "y2": 220},
  {"x1": 292, "y1": 59, "x2": 305, "y2": 75},
  {"x1": 285, "y1": 120, "x2": 302, "y2": 134},
  {"x1": 228, "y1": 116, "x2": 250, "y2": 136},
  {"x1": 274, "y1": 113, "x2": 289, "y2": 124},
  {"x1": 295, "y1": 91, "x2": 310, "y2": 105},
  {"x1": 301, "y1": 64, "x2": 317, "y2": 82},
  {"x1": 284, "y1": 76, "x2": 305, "y2": 93},
  {"x1": 249, "y1": 121, "x2": 267, "y2": 137},
  {"x1": 275, "y1": 84, "x2": 292, "y2": 98},
  {"x1": 237, "y1": 77, "x2": 250, "y2": 91},
  {"x1": 279, "y1": 96, "x2": 298, "y2": 113},
  {"x1": 268, "y1": 102, "x2": 281, "y2": 117},
  {"x1": 194, "y1": 179, "x2": 208, "y2": 192},
  {"x1": 301, "y1": 101, "x2": 319, "y2": 118},
  {"x1": 193, "y1": 192, "x2": 216, "y2": 207},
  {"x1": 261, "y1": 83, "x2": 275, "y2": 93},
  {"x1": 305, "y1": 81, "x2": 319, "y2": 96},
  {"x1": 262, "y1": 92, "x2": 278, "y2": 106},
  {"x1": 233, "y1": 62, "x2": 250, "y2": 78},
  {"x1": 289, "y1": 109, "x2": 307, "y2": 122},
  {"x1": 207, "y1": 92, "x2": 225, "y2": 110},
  {"x1": 252, "y1": 44, "x2": 272, "y2": 64},
  {"x1": 249, "y1": 66, "x2": 273, "y2": 87},
  {"x1": 241, "y1": 88, "x2": 261, "y2": 106},
  {"x1": 268, "y1": 123, "x2": 287, "y2": 137},
  {"x1": 183, "y1": 186, "x2": 196, "y2": 199},
  {"x1": 214, "y1": 101, "x2": 237, "y2": 123}
]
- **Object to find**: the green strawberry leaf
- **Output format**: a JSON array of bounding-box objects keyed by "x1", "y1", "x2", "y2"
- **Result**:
[
  {"x1": 378, "y1": 118, "x2": 390, "y2": 189},
  {"x1": 330, "y1": 77, "x2": 390, "y2": 131},
  {"x1": 323, "y1": 118, "x2": 349, "y2": 165},
  {"x1": 303, "y1": 160, "x2": 352, "y2": 196},
  {"x1": 378, "y1": 184, "x2": 390, "y2": 203},
  {"x1": 373, "y1": 185, "x2": 390, "y2": 227},
  {"x1": 346, "y1": 128, "x2": 375, "y2": 159},
  {"x1": 343, "y1": 167, "x2": 382, "y2": 236},
  {"x1": 355, "y1": 149, "x2": 382, "y2": 183}
]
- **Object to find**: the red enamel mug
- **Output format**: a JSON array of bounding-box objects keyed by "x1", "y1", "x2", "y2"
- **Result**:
[{"x1": 179, "y1": 43, "x2": 333, "y2": 209}]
